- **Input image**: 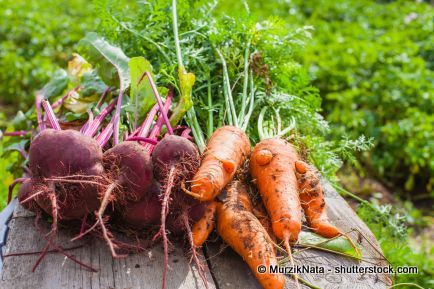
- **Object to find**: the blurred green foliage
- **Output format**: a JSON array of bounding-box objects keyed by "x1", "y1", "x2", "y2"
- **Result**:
[
  {"x1": 0, "y1": 0, "x2": 97, "y2": 109},
  {"x1": 297, "y1": 0, "x2": 434, "y2": 196},
  {"x1": 358, "y1": 203, "x2": 433, "y2": 288},
  {"x1": 220, "y1": 0, "x2": 434, "y2": 196}
]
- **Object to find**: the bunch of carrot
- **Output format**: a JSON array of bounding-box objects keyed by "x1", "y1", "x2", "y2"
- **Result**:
[{"x1": 182, "y1": 124, "x2": 343, "y2": 289}]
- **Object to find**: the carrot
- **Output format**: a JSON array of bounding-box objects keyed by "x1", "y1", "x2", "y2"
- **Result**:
[
  {"x1": 189, "y1": 126, "x2": 250, "y2": 201},
  {"x1": 250, "y1": 138, "x2": 302, "y2": 243},
  {"x1": 192, "y1": 201, "x2": 218, "y2": 247},
  {"x1": 216, "y1": 181, "x2": 284, "y2": 289},
  {"x1": 252, "y1": 202, "x2": 277, "y2": 242},
  {"x1": 295, "y1": 160, "x2": 341, "y2": 238},
  {"x1": 250, "y1": 138, "x2": 301, "y2": 288}
]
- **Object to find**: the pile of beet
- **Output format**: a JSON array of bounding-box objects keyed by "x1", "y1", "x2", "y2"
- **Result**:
[{"x1": 8, "y1": 75, "x2": 209, "y2": 288}]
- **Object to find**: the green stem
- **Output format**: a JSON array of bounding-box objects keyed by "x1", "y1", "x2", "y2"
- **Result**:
[
  {"x1": 172, "y1": 0, "x2": 183, "y2": 68},
  {"x1": 242, "y1": 71, "x2": 255, "y2": 131},
  {"x1": 258, "y1": 106, "x2": 268, "y2": 141},
  {"x1": 216, "y1": 48, "x2": 238, "y2": 127},
  {"x1": 388, "y1": 283, "x2": 425, "y2": 289},
  {"x1": 207, "y1": 78, "x2": 213, "y2": 137},
  {"x1": 297, "y1": 277, "x2": 322, "y2": 289},
  {"x1": 186, "y1": 109, "x2": 205, "y2": 153},
  {"x1": 238, "y1": 39, "x2": 251, "y2": 124}
]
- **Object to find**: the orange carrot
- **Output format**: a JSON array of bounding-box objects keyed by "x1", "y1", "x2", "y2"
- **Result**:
[
  {"x1": 295, "y1": 161, "x2": 341, "y2": 238},
  {"x1": 216, "y1": 181, "x2": 284, "y2": 289},
  {"x1": 189, "y1": 126, "x2": 250, "y2": 201},
  {"x1": 192, "y1": 201, "x2": 218, "y2": 247},
  {"x1": 252, "y1": 202, "x2": 277, "y2": 242},
  {"x1": 250, "y1": 138, "x2": 302, "y2": 288},
  {"x1": 250, "y1": 138, "x2": 302, "y2": 243}
]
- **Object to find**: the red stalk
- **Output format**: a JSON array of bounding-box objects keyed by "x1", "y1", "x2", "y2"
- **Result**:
[
  {"x1": 41, "y1": 100, "x2": 61, "y2": 131},
  {"x1": 81, "y1": 98, "x2": 117, "y2": 137},
  {"x1": 141, "y1": 72, "x2": 174, "y2": 135},
  {"x1": 36, "y1": 93, "x2": 45, "y2": 131}
]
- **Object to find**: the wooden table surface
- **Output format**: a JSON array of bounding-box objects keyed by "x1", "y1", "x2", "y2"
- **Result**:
[{"x1": 0, "y1": 181, "x2": 392, "y2": 289}]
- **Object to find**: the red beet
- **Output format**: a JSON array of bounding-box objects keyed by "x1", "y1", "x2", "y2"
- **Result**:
[
  {"x1": 81, "y1": 141, "x2": 154, "y2": 257},
  {"x1": 121, "y1": 182, "x2": 161, "y2": 229},
  {"x1": 104, "y1": 141, "x2": 154, "y2": 204},
  {"x1": 17, "y1": 179, "x2": 36, "y2": 211},
  {"x1": 28, "y1": 129, "x2": 103, "y2": 220},
  {"x1": 151, "y1": 134, "x2": 203, "y2": 289}
]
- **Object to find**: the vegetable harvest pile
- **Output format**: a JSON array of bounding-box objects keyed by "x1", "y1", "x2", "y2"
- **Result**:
[{"x1": 3, "y1": 1, "x2": 373, "y2": 289}]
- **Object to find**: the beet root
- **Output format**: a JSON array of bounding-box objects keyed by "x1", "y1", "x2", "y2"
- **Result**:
[
  {"x1": 121, "y1": 182, "x2": 161, "y2": 229},
  {"x1": 28, "y1": 129, "x2": 104, "y2": 220},
  {"x1": 18, "y1": 129, "x2": 104, "y2": 272},
  {"x1": 80, "y1": 141, "x2": 154, "y2": 258},
  {"x1": 152, "y1": 134, "x2": 199, "y2": 181},
  {"x1": 151, "y1": 135, "x2": 205, "y2": 289},
  {"x1": 104, "y1": 141, "x2": 154, "y2": 204}
]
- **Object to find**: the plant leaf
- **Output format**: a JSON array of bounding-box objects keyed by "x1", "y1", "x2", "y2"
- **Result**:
[
  {"x1": 78, "y1": 32, "x2": 130, "y2": 91},
  {"x1": 80, "y1": 71, "x2": 109, "y2": 97},
  {"x1": 297, "y1": 231, "x2": 362, "y2": 260},
  {"x1": 169, "y1": 66, "x2": 196, "y2": 126},
  {"x1": 64, "y1": 92, "x2": 100, "y2": 114},
  {"x1": 41, "y1": 69, "x2": 69, "y2": 99},
  {"x1": 128, "y1": 57, "x2": 155, "y2": 125},
  {"x1": 68, "y1": 53, "x2": 93, "y2": 85}
]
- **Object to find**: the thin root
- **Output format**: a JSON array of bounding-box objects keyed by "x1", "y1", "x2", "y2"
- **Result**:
[
  {"x1": 182, "y1": 213, "x2": 209, "y2": 289},
  {"x1": 8, "y1": 177, "x2": 29, "y2": 203}
]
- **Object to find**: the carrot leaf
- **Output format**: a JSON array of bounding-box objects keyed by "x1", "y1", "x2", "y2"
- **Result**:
[{"x1": 297, "y1": 231, "x2": 362, "y2": 260}]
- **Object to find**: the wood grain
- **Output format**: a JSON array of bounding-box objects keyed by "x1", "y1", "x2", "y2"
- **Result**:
[{"x1": 0, "y1": 206, "x2": 215, "y2": 289}]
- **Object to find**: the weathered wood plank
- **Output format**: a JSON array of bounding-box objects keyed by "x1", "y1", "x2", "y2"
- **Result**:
[
  {"x1": 206, "y1": 180, "x2": 392, "y2": 289},
  {"x1": 0, "y1": 204, "x2": 216, "y2": 289}
]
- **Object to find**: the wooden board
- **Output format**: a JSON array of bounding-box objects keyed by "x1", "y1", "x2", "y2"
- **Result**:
[
  {"x1": 0, "y1": 205, "x2": 216, "y2": 289},
  {"x1": 205, "y1": 181, "x2": 392, "y2": 289},
  {"x1": 0, "y1": 180, "x2": 391, "y2": 289}
]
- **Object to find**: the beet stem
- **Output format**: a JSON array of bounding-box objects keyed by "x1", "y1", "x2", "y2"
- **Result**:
[
  {"x1": 3, "y1": 131, "x2": 30, "y2": 137},
  {"x1": 181, "y1": 213, "x2": 209, "y2": 289},
  {"x1": 113, "y1": 90, "x2": 125, "y2": 145},
  {"x1": 144, "y1": 72, "x2": 174, "y2": 135},
  {"x1": 145, "y1": 92, "x2": 173, "y2": 151},
  {"x1": 41, "y1": 100, "x2": 61, "y2": 130},
  {"x1": 96, "y1": 87, "x2": 112, "y2": 109},
  {"x1": 126, "y1": 137, "x2": 158, "y2": 145},
  {"x1": 82, "y1": 98, "x2": 117, "y2": 137},
  {"x1": 36, "y1": 93, "x2": 45, "y2": 131},
  {"x1": 180, "y1": 128, "x2": 191, "y2": 138},
  {"x1": 137, "y1": 103, "x2": 159, "y2": 138},
  {"x1": 51, "y1": 86, "x2": 80, "y2": 109},
  {"x1": 96, "y1": 118, "x2": 115, "y2": 147}
]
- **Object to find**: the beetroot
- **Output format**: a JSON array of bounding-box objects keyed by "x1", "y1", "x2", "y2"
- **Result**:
[
  {"x1": 104, "y1": 141, "x2": 154, "y2": 204},
  {"x1": 121, "y1": 182, "x2": 161, "y2": 229},
  {"x1": 151, "y1": 134, "x2": 203, "y2": 289},
  {"x1": 28, "y1": 129, "x2": 103, "y2": 220},
  {"x1": 17, "y1": 179, "x2": 36, "y2": 211},
  {"x1": 80, "y1": 141, "x2": 154, "y2": 257}
]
